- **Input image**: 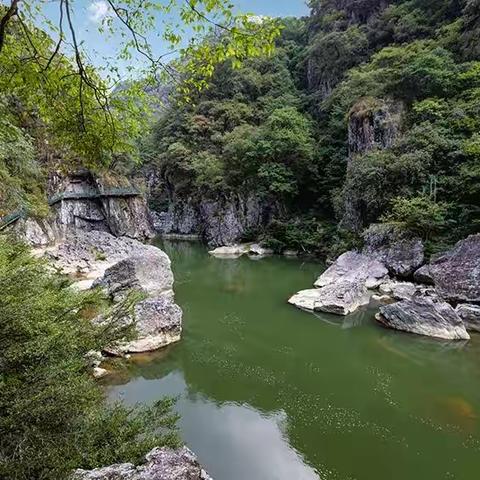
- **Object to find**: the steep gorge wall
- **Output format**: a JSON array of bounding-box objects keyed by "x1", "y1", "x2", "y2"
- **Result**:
[
  {"x1": 340, "y1": 98, "x2": 405, "y2": 232},
  {"x1": 12, "y1": 171, "x2": 154, "y2": 246},
  {"x1": 148, "y1": 183, "x2": 278, "y2": 247}
]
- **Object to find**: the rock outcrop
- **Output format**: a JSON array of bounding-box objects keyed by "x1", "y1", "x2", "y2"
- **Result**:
[
  {"x1": 455, "y1": 304, "x2": 480, "y2": 333},
  {"x1": 11, "y1": 171, "x2": 154, "y2": 246},
  {"x1": 289, "y1": 281, "x2": 370, "y2": 316},
  {"x1": 49, "y1": 171, "x2": 154, "y2": 241},
  {"x1": 93, "y1": 253, "x2": 174, "y2": 302},
  {"x1": 290, "y1": 251, "x2": 387, "y2": 316},
  {"x1": 347, "y1": 98, "x2": 404, "y2": 159},
  {"x1": 376, "y1": 297, "x2": 470, "y2": 340},
  {"x1": 340, "y1": 99, "x2": 404, "y2": 232},
  {"x1": 73, "y1": 446, "x2": 212, "y2": 480},
  {"x1": 150, "y1": 191, "x2": 277, "y2": 247},
  {"x1": 208, "y1": 243, "x2": 273, "y2": 258},
  {"x1": 362, "y1": 223, "x2": 424, "y2": 277},
  {"x1": 377, "y1": 280, "x2": 433, "y2": 301},
  {"x1": 314, "y1": 251, "x2": 388, "y2": 289},
  {"x1": 46, "y1": 230, "x2": 182, "y2": 354},
  {"x1": 419, "y1": 234, "x2": 480, "y2": 303}
]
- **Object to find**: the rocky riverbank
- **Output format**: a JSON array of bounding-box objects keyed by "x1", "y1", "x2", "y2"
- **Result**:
[
  {"x1": 289, "y1": 225, "x2": 480, "y2": 341},
  {"x1": 73, "y1": 447, "x2": 212, "y2": 480}
]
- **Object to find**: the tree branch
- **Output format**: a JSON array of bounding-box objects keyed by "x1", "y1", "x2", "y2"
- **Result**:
[{"x1": 0, "y1": 0, "x2": 20, "y2": 54}]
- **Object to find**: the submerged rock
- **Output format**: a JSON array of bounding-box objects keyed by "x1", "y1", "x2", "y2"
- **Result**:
[
  {"x1": 456, "y1": 304, "x2": 480, "y2": 333},
  {"x1": 314, "y1": 251, "x2": 388, "y2": 289},
  {"x1": 73, "y1": 446, "x2": 212, "y2": 480},
  {"x1": 289, "y1": 281, "x2": 370, "y2": 316},
  {"x1": 421, "y1": 234, "x2": 480, "y2": 303},
  {"x1": 362, "y1": 223, "x2": 424, "y2": 277},
  {"x1": 377, "y1": 297, "x2": 470, "y2": 340}
]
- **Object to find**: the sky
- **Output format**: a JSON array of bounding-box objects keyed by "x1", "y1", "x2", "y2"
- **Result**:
[{"x1": 37, "y1": 0, "x2": 309, "y2": 77}]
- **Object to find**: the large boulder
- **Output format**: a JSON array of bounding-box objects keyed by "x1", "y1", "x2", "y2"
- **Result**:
[
  {"x1": 46, "y1": 231, "x2": 183, "y2": 354},
  {"x1": 362, "y1": 223, "x2": 424, "y2": 278},
  {"x1": 289, "y1": 281, "x2": 370, "y2": 316},
  {"x1": 73, "y1": 446, "x2": 212, "y2": 480},
  {"x1": 112, "y1": 296, "x2": 183, "y2": 354},
  {"x1": 455, "y1": 304, "x2": 480, "y2": 333},
  {"x1": 93, "y1": 252, "x2": 173, "y2": 302},
  {"x1": 290, "y1": 250, "x2": 386, "y2": 316},
  {"x1": 314, "y1": 251, "x2": 388, "y2": 289},
  {"x1": 376, "y1": 297, "x2": 470, "y2": 340},
  {"x1": 424, "y1": 234, "x2": 480, "y2": 302}
]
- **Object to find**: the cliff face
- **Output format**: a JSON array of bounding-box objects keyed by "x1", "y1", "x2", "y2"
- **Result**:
[
  {"x1": 340, "y1": 98, "x2": 404, "y2": 232},
  {"x1": 347, "y1": 98, "x2": 404, "y2": 158},
  {"x1": 150, "y1": 191, "x2": 278, "y2": 247},
  {"x1": 12, "y1": 171, "x2": 154, "y2": 246}
]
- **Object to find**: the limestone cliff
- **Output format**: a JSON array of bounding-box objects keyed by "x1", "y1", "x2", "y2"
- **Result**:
[
  {"x1": 149, "y1": 188, "x2": 278, "y2": 247},
  {"x1": 11, "y1": 171, "x2": 154, "y2": 246}
]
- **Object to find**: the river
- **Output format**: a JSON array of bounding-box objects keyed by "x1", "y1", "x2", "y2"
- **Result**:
[{"x1": 104, "y1": 240, "x2": 480, "y2": 480}]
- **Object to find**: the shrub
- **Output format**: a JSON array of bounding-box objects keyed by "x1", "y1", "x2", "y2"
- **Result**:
[{"x1": 0, "y1": 238, "x2": 179, "y2": 480}]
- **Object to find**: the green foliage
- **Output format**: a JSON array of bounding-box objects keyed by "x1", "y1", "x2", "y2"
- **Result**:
[
  {"x1": 0, "y1": 101, "x2": 47, "y2": 217},
  {"x1": 0, "y1": 238, "x2": 179, "y2": 480},
  {"x1": 381, "y1": 195, "x2": 451, "y2": 240}
]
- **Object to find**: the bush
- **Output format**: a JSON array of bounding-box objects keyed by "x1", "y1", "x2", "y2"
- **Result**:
[
  {"x1": 0, "y1": 238, "x2": 179, "y2": 480},
  {"x1": 381, "y1": 195, "x2": 451, "y2": 240}
]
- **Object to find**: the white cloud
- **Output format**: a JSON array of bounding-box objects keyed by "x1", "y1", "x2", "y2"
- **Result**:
[{"x1": 88, "y1": 1, "x2": 111, "y2": 23}]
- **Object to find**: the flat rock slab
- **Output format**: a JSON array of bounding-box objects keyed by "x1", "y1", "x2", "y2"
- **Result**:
[
  {"x1": 289, "y1": 281, "x2": 370, "y2": 316},
  {"x1": 377, "y1": 297, "x2": 470, "y2": 340},
  {"x1": 425, "y1": 234, "x2": 480, "y2": 303},
  {"x1": 73, "y1": 446, "x2": 212, "y2": 480}
]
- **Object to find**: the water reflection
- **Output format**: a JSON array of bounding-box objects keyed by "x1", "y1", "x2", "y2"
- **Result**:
[{"x1": 107, "y1": 370, "x2": 320, "y2": 480}]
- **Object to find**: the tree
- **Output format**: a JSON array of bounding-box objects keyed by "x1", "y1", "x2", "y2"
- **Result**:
[
  {"x1": 0, "y1": 0, "x2": 281, "y2": 168},
  {"x1": 0, "y1": 238, "x2": 180, "y2": 480}
]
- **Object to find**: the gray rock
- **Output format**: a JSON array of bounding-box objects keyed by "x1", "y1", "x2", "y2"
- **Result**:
[
  {"x1": 378, "y1": 280, "x2": 435, "y2": 301},
  {"x1": 362, "y1": 223, "x2": 424, "y2": 277},
  {"x1": 45, "y1": 231, "x2": 183, "y2": 354},
  {"x1": 289, "y1": 281, "x2": 371, "y2": 316},
  {"x1": 348, "y1": 98, "x2": 404, "y2": 159},
  {"x1": 11, "y1": 218, "x2": 56, "y2": 247},
  {"x1": 73, "y1": 446, "x2": 212, "y2": 480},
  {"x1": 45, "y1": 230, "x2": 162, "y2": 278},
  {"x1": 249, "y1": 244, "x2": 274, "y2": 256},
  {"x1": 93, "y1": 252, "x2": 173, "y2": 302},
  {"x1": 208, "y1": 244, "x2": 250, "y2": 258},
  {"x1": 115, "y1": 296, "x2": 183, "y2": 354},
  {"x1": 314, "y1": 251, "x2": 388, "y2": 289},
  {"x1": 48, "y1": 171, "x2": 154, "y2": 241},
  {"x1": 455, "y1": 304, "x2": 480, "y2": 333},
  {"x1": 413, "y1": 264, "x2": 434, "y2": 284},
  {"x1": 377, "y1": 297, "x2": 470, "y2": 340},
  {"x1": 425, "y1": 234, "x2": 480, "y2": 302},
  {"x1": 149, "y1": 190, "x2": 277, "y2": 247}
]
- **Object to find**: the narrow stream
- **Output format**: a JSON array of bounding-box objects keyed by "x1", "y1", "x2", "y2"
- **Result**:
[{"x1": 104, "y1": 240, "x2": 480, "y2": 480}]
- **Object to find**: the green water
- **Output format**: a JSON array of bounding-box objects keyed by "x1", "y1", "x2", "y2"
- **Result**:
[{"x1": 105, "y1": 240, "x2": 480, "y2": 480}]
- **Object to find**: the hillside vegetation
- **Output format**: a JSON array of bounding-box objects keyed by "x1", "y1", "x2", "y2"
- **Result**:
[{"x1": 146, "y1": 0, "x2": 480, "y2": 256}]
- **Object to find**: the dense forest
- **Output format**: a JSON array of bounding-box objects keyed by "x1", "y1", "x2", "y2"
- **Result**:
[{"x1": 146, "y1": 0, "x2": 480, "y2": 256}]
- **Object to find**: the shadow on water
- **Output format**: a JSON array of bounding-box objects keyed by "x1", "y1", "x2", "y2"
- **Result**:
[{"x1": 105, "y1": 240, "x2": 480, "y2": 480}]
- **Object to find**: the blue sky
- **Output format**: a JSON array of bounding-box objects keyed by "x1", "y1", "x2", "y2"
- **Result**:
[{"x1": 38, "y1": 0, "x2": 309, "y2": 75}]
